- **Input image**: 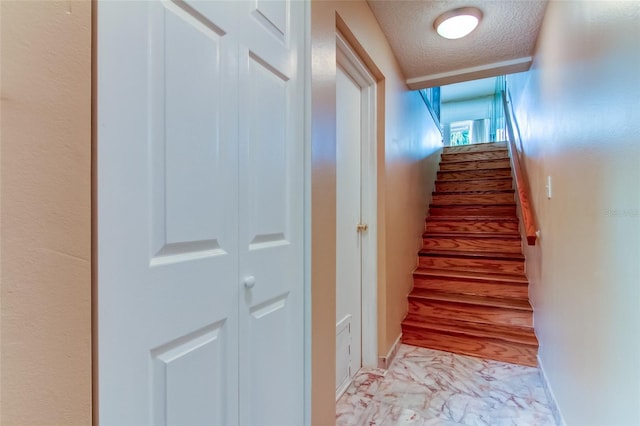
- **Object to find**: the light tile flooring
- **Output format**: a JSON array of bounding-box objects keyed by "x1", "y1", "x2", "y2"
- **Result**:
[{"x1": 336, "y1": 344, "x2": 557, "y2": 426}]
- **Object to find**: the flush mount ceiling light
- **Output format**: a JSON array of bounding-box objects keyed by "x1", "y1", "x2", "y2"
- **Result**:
[{"x1": 434, "y1": 7, "x2": 483, "y2": 40}]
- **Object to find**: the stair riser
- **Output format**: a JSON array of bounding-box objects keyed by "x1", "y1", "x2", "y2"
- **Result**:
[
  {"x1": 435, "y1": 179, "x2": 513, "y2": 192},
  {"x1": 443, "y1": 143, "x2": 507, "y2": 154},
  {"x1": 440, "y1": 159, "x2": 511, "y2": 171},
  {"x1": 425, "y1": 220, "x2": 520, "y2": 234},
  {"x1": 429, "y1": 205, "x2": 516, "y2": 217},
  {"x1": 431, "y1": 193, "x2": 514, "y2": 205},
  {"x1": 404, "y1": 314, "x2": 537, "y2": 345},
  {"x1": 413, "y1": 277, "x2": 529, "y2": 300},
  {"x1": 408, "y1": 299, "x2": 532, "y2": 327},
  {"x1": 418, "y1": 256, "x2": 525, "y2": 274},
  {"x1": 401, "y1": 327, "x2": 537, "y2": 366},
  {"x1": 438, "y1": 169, "x2": 512, "y2": 181},
  {"x1": 422, "y1": 237, "x2": 522, "y2": 253},
  {"x1": 441, "y1": 150, "x2": 509, "y2": 163}
]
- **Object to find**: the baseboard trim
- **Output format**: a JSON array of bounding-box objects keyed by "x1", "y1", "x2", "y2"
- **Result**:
[
  {"x1": 335, "y1": 377, "x2": 351, "y2": 402},
  {"x1": 538, "y1": 355, "x2": 566, "y2": 426},
  {"x1": 378, "y1": 333, "x2": 402, "y2": 369}
]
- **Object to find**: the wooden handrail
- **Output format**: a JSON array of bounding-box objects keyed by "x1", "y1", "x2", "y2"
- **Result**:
[{"x1": 502, "y1": 92, "x2": 538, "y2": 246}]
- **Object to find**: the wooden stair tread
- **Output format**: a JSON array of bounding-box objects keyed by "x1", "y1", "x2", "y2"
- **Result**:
[
  {"x1": 441, "y1": 158, "x2": 509, "y2": 166},
  {"x1": 437, "y1": 170, "x2": 513, "y2": 182},
  {"x1": 435, "y1": 180, "x2": 514, "y2": 192},
  {"x1": 429, "y1": 211, "x2": 517, "y2": 220},
  {"x1": 408, "y1": 289, "x2": 533, "y2": 311},
  {"x1": 419, "y1": 249, "x2": 525, "y2": 261},
  {"x1": 425, "y1": 216, "x2": 519, "y2": 222},
  {"x1": 439, "y1": 158, "x2": 510, "y2": 166},
  {"x1": 402, "y1": 331, "x2": 538, "y2": 367},
  {"x1": 412, "y1": 272, "x2": 529, "y2": 301},
  {"x1": 445, "y1": 142, "x2": 506, "y2": 146},
  {"x1": 440, "y1": 164, "x2": 511, "y2": 173},
  {"x1": 428, "y1": 205, "x2": 517, "y2": 217},
  {"x1": 442, "y1": 150, "x2": 508, "y2": 158},
  {"x1": 413, "y1": 267, "x2": 528, "y2": 284},
  {"x1": 424, "y1": 219, "x2": 520, "y2": 234},
  {"x1": 432, "y1": 189, "x2": 515, "y2": 195},
  {"x1": 442, "y1": 148, "x2": 508, "y2": 155},
  {"x1": 402, "y1": 315, "x2": 538, "y2": 346},
  {"x1": 443, "y1": 142, "x2": 507, "y2": 151},
  {"x1": 423, "y1": 232, "x2": 521, "y2": 239},
  {"x1": 438, "y1": 174, "x2": 512, "y2": 181},
  {"x1": 438, "y1": 167, "x2": 511, "y2": 173},
  {"x1": 435, "y1": 177, "x2": 513, "y2": 184},
  {"x1": 441, "y1": 157, "x2": 509, "y2": 165},
  {"x1": 430, "y1": 203, "x2": 516, "y2": 208}
]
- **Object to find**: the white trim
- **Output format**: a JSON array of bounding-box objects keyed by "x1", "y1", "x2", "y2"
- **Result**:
[
  {"x1": 336, "y1": 32, "x2": 378, "y2": 369},
  {"x1": 303, "y1": 1, "x2": 311, "y2": 424},
  {"x1": 406, "y1": 57, "x2": 532, "y2": 90},
  {"x1": 335, "y1": 381, "x2": 351, "y2": 401},
  {"x1": 538, "y1": 355, "x2": 567, "y2": 426},
  {"x1": 335, "y1": 315, "x2": 353, "y2": 401}
]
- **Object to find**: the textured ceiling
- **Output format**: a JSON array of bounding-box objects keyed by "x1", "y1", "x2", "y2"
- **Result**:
[{"x1": 367, "y1": 0, "x2": 548, "y2": 89}]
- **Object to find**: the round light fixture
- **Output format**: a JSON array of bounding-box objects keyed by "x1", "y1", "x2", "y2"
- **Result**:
[{"x1": 434, "y1": 7, "x2": 483, "y2": 40}]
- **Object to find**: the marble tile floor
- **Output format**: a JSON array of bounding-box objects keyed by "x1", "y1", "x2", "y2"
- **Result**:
[{"x1": 336, "y1": 344, "x2": 557, "y2": 426}]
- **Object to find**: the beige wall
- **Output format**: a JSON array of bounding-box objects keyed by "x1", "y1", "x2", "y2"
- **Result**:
[
  {"x1": 508, "y1": 1, "x2": 640, "y2": 424},
  {"x1": 311, "y1": 1, "x2": 441, "y2": 423},
  {"x1": 0, "y1": 1, "x2": 92, "y2": 425},
  {"x1": 0, "y1": 1, "x2": 441, "y2": 424}
]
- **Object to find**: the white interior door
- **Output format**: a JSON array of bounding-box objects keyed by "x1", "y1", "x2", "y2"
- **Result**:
[
  {"x1": 335, "y1": 65, "x2": 363, "y2": 395},
  {"x1": 236, "y1": 1, "x2": 305, "y2": 425},
  {"x1": 97, "y1": 1, "x2": 304, "y2": 425}
]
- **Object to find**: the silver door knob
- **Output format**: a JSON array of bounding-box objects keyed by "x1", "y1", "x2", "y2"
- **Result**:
[{"x1": 244, "y1": 276, "x2": 256, "y2": 289}]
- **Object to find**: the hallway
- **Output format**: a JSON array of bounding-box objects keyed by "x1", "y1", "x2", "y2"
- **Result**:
[
  {"x1": 336, "y1": 345, "x2": 557, "y2": 425},
  {"x1": 2, "y1": 1, "x2": 639, "y2": 424}
]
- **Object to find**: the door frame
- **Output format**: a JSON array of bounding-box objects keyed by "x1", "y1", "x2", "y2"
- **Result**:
[{"x1": 336, "y1": 31, "x2": 378, "y2": 368}]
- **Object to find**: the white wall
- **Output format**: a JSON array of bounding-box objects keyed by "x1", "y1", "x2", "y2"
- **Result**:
[
  {"x1": 441, "y1": 95, "x2": 494, "y2": 124},
  {"x1": 508, "y1": 1, "x2": 640, "y2": 425}
]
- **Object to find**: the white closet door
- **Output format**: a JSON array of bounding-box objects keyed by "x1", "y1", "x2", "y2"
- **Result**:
[
  {"x1": 336, "y1": 65, "x2": 363, "y2": 390},
  {"x1": 235, "y1": 1, "x2": 305, "y2": 425},
  {"x1": 97, "y1": 1, "x2": 305, "y2": 425}
]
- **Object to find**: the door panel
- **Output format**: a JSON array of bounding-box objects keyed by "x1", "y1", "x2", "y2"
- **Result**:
[
  {"x1": 98, "y1": 1, "x2": 239, "y2": 424},
  {"x1": 238, "y1": 1, "x2": 304, "y2": 424},
  {"x1": 244, "y1": 52, "x2": 289, "y2": 242},
  {"x1": 335, "y1": 65, "x2": 363, "y2": 387},
  {"x1": 151, "y1": 322, "x2": 226, "y2": 426},
  {"x1": 252, "y1": 0, "x2": 289, "y2": 42},
  {"x1": 149, "y1": 1, "x2": 234, "y2": 265},
  {"x1": 98, "y1": 1, "x2": 304, "y2": 425},
  {"x1": 335, "y1": 315, "x2": 352, "y2": 396}
]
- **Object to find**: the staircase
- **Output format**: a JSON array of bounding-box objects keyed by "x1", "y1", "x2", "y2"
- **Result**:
[{"x1": 401, "y1": 141, "x2": 538, "y2": 367}]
